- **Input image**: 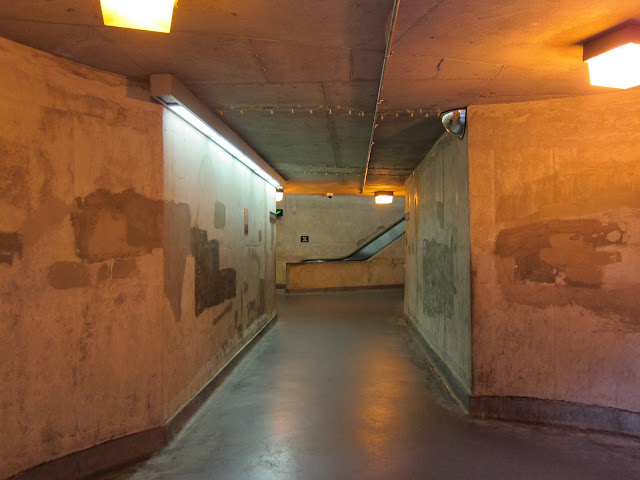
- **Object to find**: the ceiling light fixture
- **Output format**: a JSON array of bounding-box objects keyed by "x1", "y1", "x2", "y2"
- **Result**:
[
  {"x1": 583, "y1": 22, "x2": 640, "y2": 89},
  {"x1": 374, "y1": 191, "x2": 394, "y2": 204},
  {"x1": 100, "y1": 0, "x2": 177, "y2": 33},
  {"x1": 441, "y1": 108, "x2": 467, "y2": 139},
  {"x1": 150, "y1": 74, "x2": 284, "y2": 189}
]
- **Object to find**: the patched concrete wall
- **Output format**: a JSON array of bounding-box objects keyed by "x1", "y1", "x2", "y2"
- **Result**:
[
  {"x1": 276, "y1": 194, "x2": 405, "y2": 287},
  {"x1": 162, "y1": 111, "x2": 276, "y2": 417},
  {"x1": 287, "y1": 236, "x2": 404, "y2": 291},
  {"x1": 468, "y1": 90, "x2": 640, "y2": 412},
  {"x1": 404, "y1": 133, "x2": 472, "y2": 395},
  {"x1": 0, "y1": 37, "x2": 277, "y2": 479},
  {"x1": 0, "y1": 38, "x2": 165, "y2": 478}
]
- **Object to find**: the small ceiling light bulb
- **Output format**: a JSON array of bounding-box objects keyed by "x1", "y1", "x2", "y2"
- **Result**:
[{"x1": 374, "y1": 191, "x2": 394, "y2": 204}]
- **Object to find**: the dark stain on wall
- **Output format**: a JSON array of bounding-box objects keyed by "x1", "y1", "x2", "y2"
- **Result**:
[
  {"x1": 96, "y1": 264, "x2": 110, "y2": 282},
  {"x1": 437, "y1": 201, "x2": 445, "y2": 229},
  {"x1": 258, "y1": 279, "x2": 266, "y2": 316},
  {"x1": 422, "y1": 238, "x2": 455, "y2": 318},
  {"x1": 0, "y1": 232, "x2": 23, "y2": 266},
  {"x1": 214, "y1": 201, "x2": 226, "y2": 229},
  {"x1": 211, "y1": 303, "x2": 233, "y2": 326},
  {"x1": 47, "y1": 262, "x2": 91, "y2": 290},
  {"x1": 96, "y1": 259, "x2": 138, "y2": 282},
  {"x1": 163, "y1": 202, "x2": 192, "y2": 322},
  {"x1": 234, "y1": 310, "x2": 243, "y2": 337},
  {"x1": 112, "y1": 258, "x2": 137, "y2": 279},
  {"x1": 71, "y1": 189, "x2": 163, "y2": 263},
  {"x1": 247, "y1": 300, "x2": 257, "y2": 320},
  {"x1": 191, "y1": 228, "x2": 236, "y2": 317},
  {"x1": 495, "y1": 219, "x2": 624, "y2": 288},
  {"x1": 0, "y1": 143, "x2": 29, "y2": 208}
]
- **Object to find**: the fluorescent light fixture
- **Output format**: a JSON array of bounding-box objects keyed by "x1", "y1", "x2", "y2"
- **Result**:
[
  {"x1": 583, "y1": 23, "x2": 640, "y2": 89},
  {"x1": 100, "y1": 0, "x2": 176, "y2": 33},
  {"x1": 275, "y1": 188, "x2": 284, "y2": 202},
  {"x1": 167, "y1": 105, "x2": 282, "y2": 188},
  {"x1": 374, "y1": 191, "x2": 394, "y2": 204}
]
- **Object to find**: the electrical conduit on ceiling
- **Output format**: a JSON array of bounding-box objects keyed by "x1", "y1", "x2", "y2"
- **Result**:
[{"x1": 361, "y1": 0, "x2": 402, "y2": 193}]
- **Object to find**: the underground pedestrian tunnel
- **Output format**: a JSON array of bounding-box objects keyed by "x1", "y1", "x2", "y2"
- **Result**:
[{"x1": 1, "y1": 1, "x2": 639, "y2": 479}]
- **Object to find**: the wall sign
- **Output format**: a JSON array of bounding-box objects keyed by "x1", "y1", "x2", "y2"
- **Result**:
[
  {"x1": 269, "y1": 212, "x2": 277, "y2": 224},
  {"x1": 300, "y1": 236, "x2": 309, "y2": 243}
]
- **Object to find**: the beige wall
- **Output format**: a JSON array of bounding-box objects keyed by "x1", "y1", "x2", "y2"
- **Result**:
[
  {"x1": 0, "y1": 37, "x2": 276, "y2": 479},
  {"x1": 404, "y1": 133, "x2": 472, "y2": 396},
  {"x1": 468, "y1": 89, "x2": 640, "y2": 412},
  {"x1": 287, "y1": 236, "x2": 404, "y2": 291},
  {"x1": 276, "y1": 194, "x2": 405, "y2": 286}
]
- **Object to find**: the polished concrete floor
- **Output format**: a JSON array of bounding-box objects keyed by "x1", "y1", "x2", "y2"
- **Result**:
[{"x1": 99, "y1": 290, "x2": 640, "y2": 479}]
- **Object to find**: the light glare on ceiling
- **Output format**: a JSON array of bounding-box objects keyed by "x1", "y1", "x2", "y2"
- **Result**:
[
  {"x1": 586, "y1": 43, "x2": 640, "y2": 89},
  {"x1": 374, "y1": 191, "x2": 393, "y2": 204},
  {"x1": 100, "y1": 0, "x2": 176, "y2": 33}
]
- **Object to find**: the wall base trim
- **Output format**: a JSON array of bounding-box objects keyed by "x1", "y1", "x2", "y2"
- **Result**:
[
  {"x1": 9, "y1": 314, "x2": 278, "y2": 480},
  {"x1": 470, "y1": 395, "x2": 640, "y2": 438},
  {"x1": 286, "y1": 284, "x2": 404, "y2": 294},
  {"x1": 402, "y1": 313, "x2": 470, "y2": 411}
]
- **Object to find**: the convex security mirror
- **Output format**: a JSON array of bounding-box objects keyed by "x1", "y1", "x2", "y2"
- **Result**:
[{"x1": 441, "y1": 108, "x2": 467, "y2": 139}]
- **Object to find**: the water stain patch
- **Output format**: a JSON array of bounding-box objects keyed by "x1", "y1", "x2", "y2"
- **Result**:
[
  {"x1": 191, "y1": 228, "x2": 236, "y2": 316},
  {"x1": 495, "y1": 219, "x2": 624, "y2": 288},
  {"x1": 71, "y1": 189, "x2": 163, "y2": 263},
  {"x1": 0, "y1": 232, "x2": 23, "y2": 266},
  {"x1": 163, "y1": 202, "x2": 192, "y2": 322},
  {"x1": 112, "y1": 258, "x2": 137, "y2": 279},
  {"x1": 214, "y1": 201, "x2": 226, "y2": 229},
  {"x1": 47, "y1": 262, "x2": 91, "y2": 290},
  {"x1": 422, "y1": 238, "x2": 455, "y2": 318}
]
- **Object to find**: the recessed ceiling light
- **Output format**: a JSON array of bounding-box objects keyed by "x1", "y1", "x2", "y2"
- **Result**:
[
  {"x1": 100, "y1": 0, "x2": 177, "y2": 33},
  {"x1": 584, "y1": 22, "x2": 640, "y2": 90}
]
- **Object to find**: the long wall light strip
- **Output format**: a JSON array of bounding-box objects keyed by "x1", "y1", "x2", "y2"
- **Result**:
[{"x1": 150, "y1": 74, "x2": 284, "y2": 190}]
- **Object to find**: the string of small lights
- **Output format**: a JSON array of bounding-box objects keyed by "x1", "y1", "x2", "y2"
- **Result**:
[{"x1": 212, "y1": 104, "x2": 441, "y2": 119}]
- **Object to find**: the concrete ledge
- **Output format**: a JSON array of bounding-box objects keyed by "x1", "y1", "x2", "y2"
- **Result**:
[
  {"x1": 287, "y1": 284, "x2": 403, "y2": 294},
  {"x1": 10, "y1": 314, "x2": 278, "y2": 480},
  {"x1": 286, "y1": 259, "x2": 404, "y2": 292},
  {"x1": 402, "y1": 314, "x2": 470, "y2": 411},
  {"x1": 470, "y1": 396, "x2": 640, "y2": 438}
]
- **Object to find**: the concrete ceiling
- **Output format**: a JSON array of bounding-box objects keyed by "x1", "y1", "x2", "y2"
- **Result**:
[{"x1": 1, "y1": 1, "x2": 638, "y2": 195}]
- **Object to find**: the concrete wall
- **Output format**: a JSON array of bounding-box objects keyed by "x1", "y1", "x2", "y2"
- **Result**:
[
  {"x1": 162, "y1": 110, "x2": 276, "y2": 418},
  {"x1": 286, "y1": 236, "x2": 404, "y2": 291},
  {"x1": 404, "y1": 133, "x2": 472, "y2": 398},
  {"x1": 0, "y1": 37, "x2": 275, "y2": 479},
  {"x1": 275, "y1": 194, "x2": 405, "y2": 287},
  {"x1": 0, "y1": 37, "x2": 164, "y2": 479},
  {"x1": 468, "y1": 90, "x2": 640, "y2": 414}
]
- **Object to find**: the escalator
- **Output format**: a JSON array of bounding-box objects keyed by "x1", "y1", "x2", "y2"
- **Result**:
[{"x1": 302, "y1": 217, "x2": 405, "y2": 263}]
